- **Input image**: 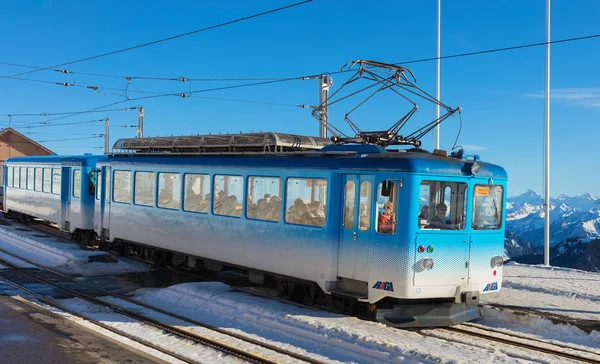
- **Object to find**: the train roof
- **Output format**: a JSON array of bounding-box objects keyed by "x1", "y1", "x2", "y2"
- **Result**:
[
  {"x1": 6, "y1": 154, "x2": 103, "y2": 166},
  {"x1": 99, "y1": 148, "x2": 507, "y2": 179}
]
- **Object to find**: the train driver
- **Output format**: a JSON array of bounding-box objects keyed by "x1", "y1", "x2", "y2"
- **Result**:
[
  {"x1": 378, "y1": 201, "x2": 395, "y2": 234},
  {"x1": 429, "y1": 203, "x2": 451, "y2": 226}
]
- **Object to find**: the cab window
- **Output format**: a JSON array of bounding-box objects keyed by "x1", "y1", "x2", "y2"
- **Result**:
[
  {"x1": 419, "y1": 180, "x2": 467, "y2": 230},
  {"x1": 472, "y1": 185, "x2": 503, "y2": 230},
  {"x1": 376, "y1": 180, "x2": 399, "y2": 235}
]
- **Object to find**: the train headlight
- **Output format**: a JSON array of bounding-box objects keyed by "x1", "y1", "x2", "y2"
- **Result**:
[
  {"x1": 471, "y1": 163, "x2": 480, "y2": 176},
  {"x1": 419, "y1": 258, "x2": 434, "y2": 270},
  {"x1": 490, "y1": 256, "x2": 504, "y2": 268}
]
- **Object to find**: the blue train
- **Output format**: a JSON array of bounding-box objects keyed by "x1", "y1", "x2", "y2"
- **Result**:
[{"x1": 3, "y1": 132, "x2": 507, "y2": 327}]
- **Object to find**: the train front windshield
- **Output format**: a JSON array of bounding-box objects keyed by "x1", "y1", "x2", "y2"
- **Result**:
[
  {"x1": 418, "y1": 181, "x2": 503, "y2": 231},
  {"x1": 418, "y1": 181, "x2": 467, "y2": 230},
  {"x1": 472, "y1": 185, "x2": 503, "y2": 230}
]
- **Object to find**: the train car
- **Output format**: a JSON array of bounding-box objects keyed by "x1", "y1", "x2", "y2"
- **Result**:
[
  {"x1": 3, "y1": 155, "x2": 102, "y2": 242},
  {"x1": 94, "y1": 132, "x2": 507, "y2": 327}
]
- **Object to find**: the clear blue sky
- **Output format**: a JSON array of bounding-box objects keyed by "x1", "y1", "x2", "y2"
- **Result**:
[{"x1": 1, "y1": 0, "x2": 599, "y2": 198}]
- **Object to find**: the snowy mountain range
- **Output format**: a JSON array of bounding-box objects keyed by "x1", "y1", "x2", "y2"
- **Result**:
[
  {"x1": 506, "y1": 190, "x2": 600, "y2": 245},
  {"x1": 503, "y1": 190, "x2": 600, "y2": 272}
]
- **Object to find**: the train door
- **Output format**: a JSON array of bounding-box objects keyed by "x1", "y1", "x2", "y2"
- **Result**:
[
  {"x1": 468, "y1": 184, "x2": 505, "y2": 285},
  {"x1": 338, "y1": 174, "x2": 372, "y2": 281},
  {"x1": 60, "y1": 166, "x2": 71, "y2": 231},
  {"x1": 101, "y1": 166, "x2": 111, "y2": 237}
]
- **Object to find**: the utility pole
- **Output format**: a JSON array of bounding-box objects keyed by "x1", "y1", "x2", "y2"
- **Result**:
[
  {"x1": 104, "y1": 118, "x2": 110, "y2": 155},
  {"x1": 318, "y1": 75, "x2": 332, "y2": 138},
  {"x1": 544, "y1": 0, "x2": 551, "y2": 266},
  {"x1": 137, "y1": 106, "x2": 144, "y2": 138},
  {"x1": 435, "y1": 0, "x2": 441, "y2": 150}
]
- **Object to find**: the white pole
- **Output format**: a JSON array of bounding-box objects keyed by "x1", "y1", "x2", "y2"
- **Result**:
[
  {"x1": 435, "y1": 0, "x2": 441, "y2": 149},
  {"x1": 544, "y1": 0, "x2": 551, "y2": 266},
  {"x1": 104, "y1": 118, "x2": 110, "y2": 155},
  {"x1": 318, "y1": 75, "x2": 331, "y2": 138}
]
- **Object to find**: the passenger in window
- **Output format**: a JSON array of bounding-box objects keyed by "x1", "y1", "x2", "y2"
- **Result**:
[
  {"x1": 378, "y1": 201, "x2": 394, "y2": 234},
  {"x1": 264, "y1": 193, "x2": 271, "y2": 203},
  {"x1": 429, "y1": 203, "x2": 451, "y2": 226},
  {"x1": 266, "y1": 195, "x2": 281, "y2": 221},
  {"x1": 288, "y1": 198, "x2": 308, "y2": 224},
  {"x1": 308, "y1": 201, "x2": 325, "y2": 225},
  {"x1": 418, "y1": 205, "x2": 429, "y2": 220},
  {"x1": 418, "y1": 205, "x2": 429, "y2": 228}
]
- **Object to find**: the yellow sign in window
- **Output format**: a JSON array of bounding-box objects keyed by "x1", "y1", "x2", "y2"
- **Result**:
[{"x1": 475, "y1": 186, "x2": 490, "y2": 196}]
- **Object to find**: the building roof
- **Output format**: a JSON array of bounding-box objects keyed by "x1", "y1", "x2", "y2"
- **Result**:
[{"x1": 0, "y1": 127, "x2": 55, "y2": 155}]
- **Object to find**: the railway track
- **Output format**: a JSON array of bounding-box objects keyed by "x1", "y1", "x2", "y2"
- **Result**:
[
  {"x1": 0, "y1": 241, "x2": 326, "y2": 364},
  {"x1": 6, "y1": 218, "x2": 600, "y2": 363},
  {"x1": 482, "y1": 303, "x2": 600, "y2": 334},
  {"x1": 428, "y1": 324, "x2": 600, "y2": 363}
]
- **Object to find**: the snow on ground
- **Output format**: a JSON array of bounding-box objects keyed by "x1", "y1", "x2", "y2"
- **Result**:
[
  {"x1": 481, "y1": 262, "x2": 600, "y2": 322},
  {"x1": 0, "y1": 224, "x2": 148, "y2": 275},
  {"x1": 0, "y1": 223, "x2": 598, "y2": 363}
]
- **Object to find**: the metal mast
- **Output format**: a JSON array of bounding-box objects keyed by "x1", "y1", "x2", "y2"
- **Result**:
[
  {"x1": 318, "y1": 75, "x2": 332, "y2": 138},
  {"x1": 137, "y1": 106, "x2": 144, "y2": 138},
  {"x1": 544, "y1": 0, "x2": 551, "y2": 266},
  {"x1": 104, "y1": 118, "x2": 110, "y2": 155},
  {"x1": 435, "y1": 0, "x2": 441, "y2": 149}
]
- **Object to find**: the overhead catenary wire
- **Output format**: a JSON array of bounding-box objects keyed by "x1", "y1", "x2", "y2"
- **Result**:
[
  {"x1": 0, "y1": 1, "x2": 313, "y2": 80},
  {"x1": 16, "y1": 118, "x2": 105, "y2": 129},
  {"x1": 7, "y1": 107, "x2": 137, "y2": 117},
  {"x1": 2, "y1": 32, "x2": 599, "y2": 83},
  {"x1": 36, "y1": 135, "x2": 103, "y2": 143},
  {"x1": 4, "y1": 31, "x2": 600, "y2": 124}
]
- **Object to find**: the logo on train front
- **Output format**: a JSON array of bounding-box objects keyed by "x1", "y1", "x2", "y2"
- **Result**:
[
  {"x1": 483, "y1": 282, "x2": 498, "y2": 292},
  {"x1": 372, "y1": 281, "x2": 394, "y2": 291}
]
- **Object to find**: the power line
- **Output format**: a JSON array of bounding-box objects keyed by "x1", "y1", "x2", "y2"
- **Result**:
[
  {"x1": 395, "y1": 33, "x2": 600, "y2": 65},
  {"x1": 0, "y1": 61, "x2": 304, "y2": 82},
  {"x1": 3, "y1": 31, "x2": 600, "y2": 84},
  {"x1": 1, "y1": 1, "x2": 313, "y2": 80},
  {"x1": 6, "y1": 31, "x2": 600, "y2": 122},
  {"x1": 15, "y1": 118, "x2": 105, "y2": 129},
  {"x1": 37, "y1": 135, "x2": 103, "y2": 143},
  {"x1": 7, "y1": 107, "x2": 137, "y2": 118},
  {"x1": 7, "y1": 78, "x2": 308, "y2": 125}
]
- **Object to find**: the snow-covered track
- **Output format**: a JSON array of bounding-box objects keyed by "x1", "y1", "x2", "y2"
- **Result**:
[
  {"x1": 440, "y1": 324, "x2": 600, "y2": 363},
  {"x1": 0, "y1": 248, "x2": 327, "y2": 364},
  {"x1": 483, "y1": 303, "x2": 600, "y2": 334}
]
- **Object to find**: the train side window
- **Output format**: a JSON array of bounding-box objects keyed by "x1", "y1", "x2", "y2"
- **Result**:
[
  {"x1": 19, "y1": 167, "x2": 26, "y2": 189},
  {"x1": 285, "y1": 178, "x2": 327, "y2": 227},
  {"x1": 158, "y1": 173, "x2": 181, "y2": 210},
  {"x1": 95, "y1": 170, "x2": 102, "y2": 200},
  {"x1": 113, "y1": 170, "x2": 131, "y2": 203},
  {"x1": 419, "y1": 180, "x2": 467, "y2": 230},
  {"x1": 247, "y1": 176, "x2": 281, "y2": 222},
  {"x1": 15, "y1": 168, "x2": 19, "y2": 188},
  {"x1": 359, "y1": 181, "x2": 372, "y2": 231},
  {"x1": 184, "y1": 174, "x2": 210, "y2": 213},
  {"x1": 6, "y1": 167, "x2": 12, "y2": 187},
  {"x1": 472, "y1": 185, "x2": 503, "y2": 230},
  {"x1": 343, "y1": 181, "x2": 355, "y2": 229},
  {"x1": 73, "y1": 170, "x2": 81, "y2": 198},
  {"x1": 26, "y1": 167, "x2": 34, "y2": 190},
  {"x1": 213, "y1": 175, "x2": 243, "y2": 217},
  {"x1": 376, "y1": 180, "x2": 398, "y2": 234},
  {"x1": 51, "y1": 168, "x2": 61, "y2": 195},
  {"x1": 134, "y1": 171, "x2": 155, "y2": 206},
  {"x1": 34, "y1": 167, "x2": 42, "y2": 191},
  {"x1": 43, "y1": 168, "x2": 51, "y2": 193}
]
